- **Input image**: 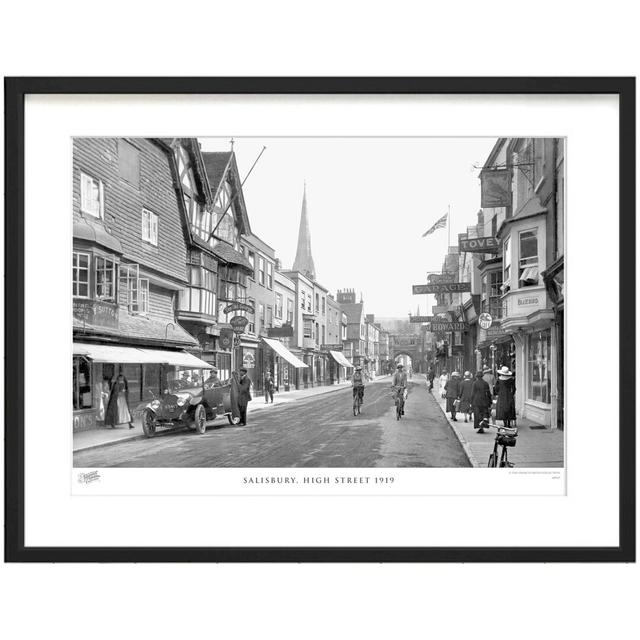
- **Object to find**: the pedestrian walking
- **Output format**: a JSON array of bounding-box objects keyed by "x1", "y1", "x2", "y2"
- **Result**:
[
  {"x1": 264, "y1": 371, "x2": 275, "y2": 404},
  {"x1": 444, "y1": 371, "x2": 462, "y2": 421},
  {"x1": 482, "y1": 366, "x2": 496, "y2": 424},
  {"x1": 105, "y1": 373, "x2": 134, "y2": 429},
  {"x1": 471, "y1": 371, "x2": 493, "y2": 433},
  {"x1": 427, "y1": 367, "x2": 435, "y2": 392},
  {"x1": 439, "y1": 370, "x2": 449, "y2": 399},
  {"x1": 237, "y1": 368, "x2": 252, "y2": 426},
  {"x1": 459, "y1": 371, "x2": 474, "y2": 422},
  {"x1": 493, "y1": 366, "x2": 516, "y2": 428}
]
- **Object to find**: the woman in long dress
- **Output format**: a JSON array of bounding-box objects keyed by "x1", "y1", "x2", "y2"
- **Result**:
[
  {"x1": 493, "y1": 366, "x2": 516, "y2": 428},
  {"x1": 105, "y1": 374, "x2": 134, "y2": 429},
  {"x1": 438, "y1": 370, "x2": 449, "y2": 399}
]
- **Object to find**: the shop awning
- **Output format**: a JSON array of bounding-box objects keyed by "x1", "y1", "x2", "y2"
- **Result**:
[
  {"x1": 262, "y1": 338, "x2": 308, "y2": 368},
  {"x1": 139, "y1": 349, "x2": 214, "y2": 369},
  {"x1": 73, "y1": 343, "x2": 213, "y2": 368},
  {"x1": 330, "y1": 350, "x2": 354, "y2": 368}
]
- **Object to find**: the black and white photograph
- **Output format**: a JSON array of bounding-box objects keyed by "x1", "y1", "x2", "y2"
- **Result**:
[{"x1": 71, "y1": 135, "x2": 565, "y2": 472}]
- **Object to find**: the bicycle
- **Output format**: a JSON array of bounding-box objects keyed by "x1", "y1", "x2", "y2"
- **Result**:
[
  {"x1": 353, "y1": 386, "x2": 363, "y2": 416},
  {"x1": 391, "y1": 385, "x2": 406, "y2": 420},
  {"x1": 487, "y1": 424, "x2": 518, "y2": 467}
]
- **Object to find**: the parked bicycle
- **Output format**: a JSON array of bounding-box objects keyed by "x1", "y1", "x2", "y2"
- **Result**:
[{"x1": 487, "y1": 424, "x2": 518, "y2": 467}]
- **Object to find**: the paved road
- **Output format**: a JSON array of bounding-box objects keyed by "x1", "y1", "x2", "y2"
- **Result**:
[{"x1": 73, "y1": 378, "x2": 471, "y2": 468}]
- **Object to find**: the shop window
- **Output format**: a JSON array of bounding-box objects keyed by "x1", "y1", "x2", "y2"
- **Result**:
[
  {"x1": 142, "y1": 208, "x2": 159, "y2": 246},
  {"x1": 118, "y1": 140, "x2": 140, "y2": 187},
  {"x1": 95, "y1": 256, "x2": 117, "y2": 301},
  {"x1": 519, "y1": 230, "x2": 539, "y2": 287},
  {"x1": 80, "y1": 171, "x2": 104, "y2": 219},
  {"x1": 73, "y1": 356, "x2": 92, "y2": 410},
  {"x1": 73, "y1": 252, "x2": 90, "y2": 298},
  {"x1": 527, "y1": 329, "x2": 551, "y2": 404}
]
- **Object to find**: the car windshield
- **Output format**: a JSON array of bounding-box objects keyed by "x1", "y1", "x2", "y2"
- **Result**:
[{"x1": 166, "y1": 367, "x2": 205, "y2": 394}]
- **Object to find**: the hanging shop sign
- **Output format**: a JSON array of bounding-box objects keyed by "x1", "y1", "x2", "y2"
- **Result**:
[
  {"x1": 459, "y1": 237, "x2": 500, "y2": 253},
  {"x1": 219, "y1": 328, "x2": 234, "y2": 350},
  {"x1": 413, "y1": 282, "x2": 471, "y2": 294},
  {"x1": 478, "y1": 312, "x2": 493, "y2": 330},
  {"x1": 480, "y1": 168, "x2": 511, "y2": 208},
  {"x1": 223, "y1": 301, "x2": 255, "y2": 314},
  {"x1": 409, "y1": 315, "x2": 433, "y2": 323},
  {"x1": 427, "y1": 321, "x2": 468, "y2": 332},
  {"x1": 267, "y1": 324, "x2": 294, "y2": 338},
  {"x1": 242, "y1": 350, "x2": 256, "y2": 369},
  {"x1": 230, "y1": 315, "x2": 249, "y2": 334},
  {"x1": 427, "y1": 272, "x2": 456, "y2": 284}
]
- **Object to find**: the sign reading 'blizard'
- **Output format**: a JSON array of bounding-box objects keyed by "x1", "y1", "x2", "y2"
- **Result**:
[
  {"x1": 426, "y1": 321, "x2": 468, "y2": 332},
  {"x1": 413, "y1": 282, "x2": 471, "y2": 294},
  {"x1": 459, "y1": 236, "x2": 500, "y2": 253}
]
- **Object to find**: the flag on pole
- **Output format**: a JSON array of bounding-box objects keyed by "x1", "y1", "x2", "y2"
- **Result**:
[{"x1": 422, "y1": 212, "x2": 448, "y2": 237}]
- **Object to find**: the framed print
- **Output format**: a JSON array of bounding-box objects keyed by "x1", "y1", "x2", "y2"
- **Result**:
[{"x1": 4, "y1": 77, "x2": 635, "y2": 562}]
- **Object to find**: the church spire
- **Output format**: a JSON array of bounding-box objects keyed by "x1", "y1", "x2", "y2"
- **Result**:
[{"x1": 292, "y1": 182, "x2": 316, "y2": 281}]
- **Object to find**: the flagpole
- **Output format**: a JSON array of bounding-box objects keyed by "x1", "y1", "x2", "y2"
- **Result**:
[{"x1": 447, "y1": 204, "x2": 451, "y2": 249}]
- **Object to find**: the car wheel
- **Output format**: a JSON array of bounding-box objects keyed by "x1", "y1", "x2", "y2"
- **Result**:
[
  {"x1": 194, "y1": 404, "x2": 207, "y2": 434},
  {"x1": 142, "y1": 409, "x2": 156, "y2": 438},
  {"x1": 227, "y1": 414, "x2": 240, "y2": 425}
]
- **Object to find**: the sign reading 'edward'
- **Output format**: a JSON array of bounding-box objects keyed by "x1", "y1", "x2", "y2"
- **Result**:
[
  {"x1": 413, "y1": 282, "x2": 471, "y2": 294},
  {"x1": 426, "y1": 321, "x2": 467, "y2": 332},
  {"x1": 459, "y1": 237, "x2": 500, "y2": 253}
]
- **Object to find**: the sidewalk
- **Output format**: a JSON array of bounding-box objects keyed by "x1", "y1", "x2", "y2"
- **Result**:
[
  {"x1": 73, "y1": 379, "x2": 355, "y2": 453},
  {"x1": 423, "y1": 374, "x2": 564, "y2": 468}
]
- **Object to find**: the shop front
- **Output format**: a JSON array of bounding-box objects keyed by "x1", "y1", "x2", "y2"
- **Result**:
[
  {"x1": 262, "y1": 337, "x2": 308, "y2": 392},
  {"x1": 502, "y1": 286, "x2": 555, "y2": 426},
  {"x1": 72, "y1": 343, "x2": 211, "y2": 432}
]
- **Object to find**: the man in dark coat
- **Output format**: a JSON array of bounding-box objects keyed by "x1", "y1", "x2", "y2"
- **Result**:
[
  {"x1": 444, "y1": 371, "x2": 462, "y2": 421},
  {"x1": 427, "y1": 367, "x2": 435, "y2": 392},
  {"x1": 237, "y1": 367, "x2": 252, "y2": 426},
  {"x1": 471, "y1": 370, "x2": 493, "y2": 433}
]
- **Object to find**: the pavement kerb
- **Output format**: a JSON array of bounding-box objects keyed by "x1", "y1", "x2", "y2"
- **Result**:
[
  {"x1": 417, "y1": 375, "x2": 479, "y2": 468},
  {"x1": 73, "y1": 381, "x2": 358, "y2": 453}
]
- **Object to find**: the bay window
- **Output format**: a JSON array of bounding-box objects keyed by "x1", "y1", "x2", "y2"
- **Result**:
[
  {"x1": 73, "y1": 252, "x2": 90, "y2": 298},
  {"x1": 119, "y1": 264, "x2": 149, "y2": 315},
  {"x1": 519, "y1": 229, "x2": 539, "y2": 286},
  {"x1": 481, "y1": 270, "x2": 503, "y2": 318},
  {"x1": 303, "y1": 319, "x2": 313, "y2": 338},
  {"x1": 503, "y1": 236, "x2": 511, "y2": 292}
]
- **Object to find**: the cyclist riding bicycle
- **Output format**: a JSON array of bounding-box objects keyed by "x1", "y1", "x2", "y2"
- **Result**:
[
  {"x1": 352, "y1": 366, "x2": 365, "y2": 405},
  {"x1": 391, "y1": 363, "x2": 408, "y2": 415}
]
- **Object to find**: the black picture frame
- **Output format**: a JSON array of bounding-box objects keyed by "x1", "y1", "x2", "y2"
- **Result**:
[{"x1": 4, "y1": 77, "x2": 635, "y2": 563}]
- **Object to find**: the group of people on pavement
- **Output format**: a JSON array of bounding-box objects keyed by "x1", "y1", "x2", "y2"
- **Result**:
[{"x1": 436, "y1": 366, "x2": 516, "y2": 433}]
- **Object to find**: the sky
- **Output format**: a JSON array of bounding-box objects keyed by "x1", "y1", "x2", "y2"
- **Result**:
[{"x1": 200, "y1": 137, "x2": 496, "y2": 318}]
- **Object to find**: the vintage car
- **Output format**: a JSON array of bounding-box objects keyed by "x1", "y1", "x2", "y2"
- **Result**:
[{"x1": 141, "y1": 367, "x2": 240, "y2": 437}]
